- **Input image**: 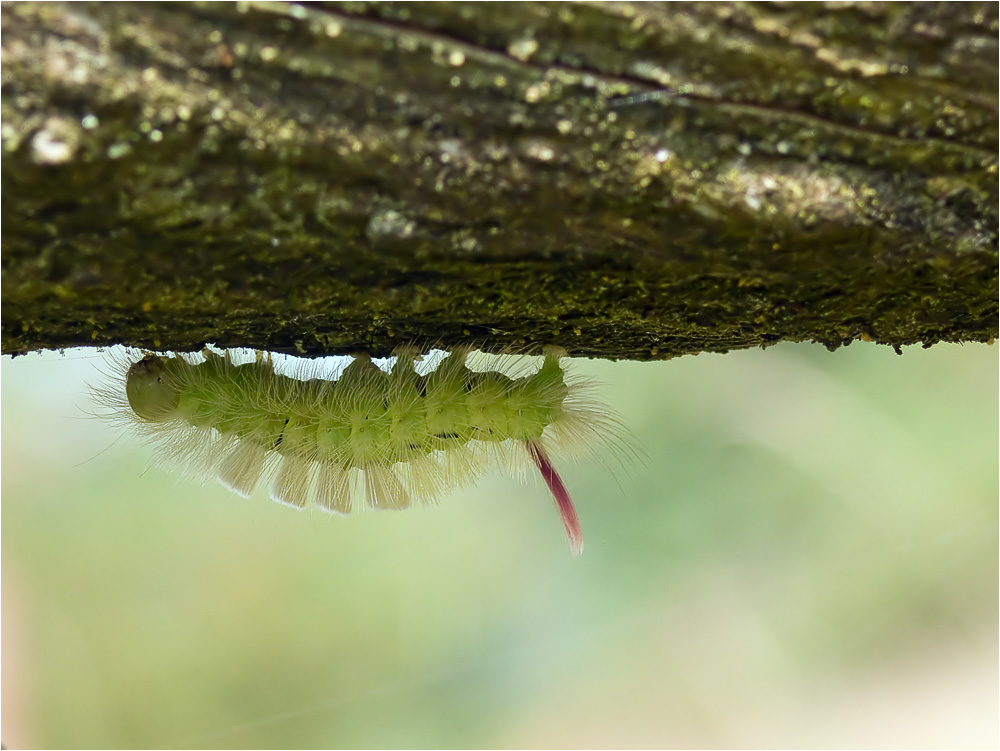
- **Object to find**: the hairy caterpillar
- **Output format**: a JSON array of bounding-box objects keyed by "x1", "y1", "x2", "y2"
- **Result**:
[{"x1": 94, "y1": 345, "x2": 626, "y2": 555}]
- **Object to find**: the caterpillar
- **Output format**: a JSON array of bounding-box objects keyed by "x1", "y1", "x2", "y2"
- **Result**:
[{"x1": 93, "y1": 344, "x2": 627, "y2": 555}]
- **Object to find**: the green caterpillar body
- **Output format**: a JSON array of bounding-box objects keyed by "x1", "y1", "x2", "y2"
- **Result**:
[{"x1": 111, "y1": 345, "x2": 598, "y2": 553}]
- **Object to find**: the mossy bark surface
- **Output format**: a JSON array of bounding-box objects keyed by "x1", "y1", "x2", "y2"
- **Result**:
[{"x1": 3, "y1": 2, "x2": 997, "y2": 359}]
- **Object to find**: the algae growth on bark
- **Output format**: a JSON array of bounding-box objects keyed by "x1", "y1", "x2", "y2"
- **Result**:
[{"x1": 2, "y1": 2, "x2": 996, "y2": 359}]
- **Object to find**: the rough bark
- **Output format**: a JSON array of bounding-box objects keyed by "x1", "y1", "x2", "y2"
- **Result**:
[{"x1": 2, "y1": 1, "x2": 997, "y2": 360}]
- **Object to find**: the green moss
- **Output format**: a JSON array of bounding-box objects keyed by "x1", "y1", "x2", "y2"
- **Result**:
[{"x1": 2, "y1": 2, "x2": 996, "y2": 360}]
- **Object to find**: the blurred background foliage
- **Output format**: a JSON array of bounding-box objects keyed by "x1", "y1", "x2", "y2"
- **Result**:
[{"x1": 2, "y1": 342, "x2": 997, "y2": 749}]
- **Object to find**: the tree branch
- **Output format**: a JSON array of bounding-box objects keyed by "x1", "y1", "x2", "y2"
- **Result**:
[{"x1": 3, "y1": 1, "x2": 997, "y2": 359}]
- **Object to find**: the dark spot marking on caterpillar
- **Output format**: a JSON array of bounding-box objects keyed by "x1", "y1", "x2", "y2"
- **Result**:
[
  {"x1": 434, "y1": 432, "x2": 460, "y2": 440},
  {"x1": 274, "y1": 417, "x2": 290, "y2": 449},
  {"x1": 417, "y1": 381, "x2": 427, "y2": 397}
]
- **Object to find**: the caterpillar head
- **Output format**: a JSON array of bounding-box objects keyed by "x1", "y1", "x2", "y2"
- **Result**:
[{"x1": 126, "y1": 355, "x2": 180, "y2": 422}]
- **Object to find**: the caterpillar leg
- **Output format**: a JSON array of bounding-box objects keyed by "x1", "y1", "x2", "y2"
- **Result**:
[
  {"x1": 391, "y1": 343, "x2": 424, "y2": 363},
  {"x1": 541, "y1": 344, "x2": 568, "y2": 360},
  {"x1": 344, "y1": 351, "x2": 382, "y2": 375},
  {"x1": 526, "y1": 440, "x2": 583, "y2": 556}
]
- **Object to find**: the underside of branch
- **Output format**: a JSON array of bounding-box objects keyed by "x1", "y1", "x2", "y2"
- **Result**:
[{"x1": 2, "y1": 2, "x2": 997, "y2": 359}]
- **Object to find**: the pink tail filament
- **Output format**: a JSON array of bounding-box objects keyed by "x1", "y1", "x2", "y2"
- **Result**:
[{"x1": 526, "y1": 441, "x2": 584, "y2": 556}]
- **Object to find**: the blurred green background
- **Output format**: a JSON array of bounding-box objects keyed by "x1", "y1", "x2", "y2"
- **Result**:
[{"x1": 2, "y1": 342, "x2": 997, "y2": 749}]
